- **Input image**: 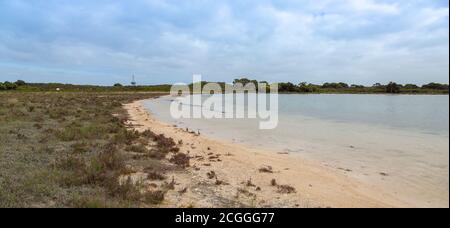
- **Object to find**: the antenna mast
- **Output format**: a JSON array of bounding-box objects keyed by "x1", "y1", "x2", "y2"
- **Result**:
[{"x1": 131, "y1": 74, "x2": 136, "y2": 86}]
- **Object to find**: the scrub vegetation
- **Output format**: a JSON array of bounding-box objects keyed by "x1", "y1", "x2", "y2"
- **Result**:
[
  {"x1": 0, "y1": 91, "x2": 192, "y2": 208},
  {"x1": 2, "y1": 79, "x2": 448, "y2": 94}
]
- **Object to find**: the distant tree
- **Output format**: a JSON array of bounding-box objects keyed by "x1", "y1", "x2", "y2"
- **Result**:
[
  {"x1": 114, "y1": 83, "x2": 123, "y2": 87},
  {"x1": 3, "y1": 81, "x2": 17, "y2": 90},
  {"x1": 298, "y1": 82, "x2": 308, "y2": 92},
  {"x1": 279, "y1": 82, "x2": 298, "y2": 92},
  {"x1": 404, "y1": 84, "x2": 419, "y2": 89},
  {"x1": 386, "y1": 82, "x2": 401, "y2": 93},
  {"x1": 351, "y1": 84, "x2": 365, "y2": 88},
  {"x1": 338, "y1": 82, "x2": 349, "y2": 88},
  {"x1": 233, "y1": 78, "x2": 262, "y2": 92},
  {"x1": 422, "y1": 83, "x2": 449, "y2": 90},
  {"x1": 322, "y1": 82, "x2": 348, "y2": 89},
  {"x1": 233, "y1": 78, "x2": 258, "y2": 87},
  {"x1": 309, "y1": 84, "x2": 321, "y2": 91},
  {"x1": 0, "y1": 81, "x2": 17, "y2": 90},
  {"x1": 373, "y1": 83, "x2": 383, "y2": 88},
  {"x1": 298, "y1": 82, "x2": 319, "y2": 93},
  {"x1": 15, "y1": 80, "x2": 26, "y2": 86}
]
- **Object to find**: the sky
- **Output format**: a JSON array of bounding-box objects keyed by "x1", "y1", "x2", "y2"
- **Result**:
[{"x1": 0, "y1": 0, "x2": 448, "y2": 86}]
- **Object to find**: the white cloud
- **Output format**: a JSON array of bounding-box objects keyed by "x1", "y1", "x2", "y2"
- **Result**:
[
  {"x1": 0, "y1": 0, "x2": 448, "y2": 85},
  {"x1": 347, "y1": 0, "x2": 399, "y2": 14}
]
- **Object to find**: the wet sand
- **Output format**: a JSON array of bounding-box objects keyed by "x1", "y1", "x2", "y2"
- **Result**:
[{"x1": 124, "y1": 100, "x2": 420, "y2": 208}]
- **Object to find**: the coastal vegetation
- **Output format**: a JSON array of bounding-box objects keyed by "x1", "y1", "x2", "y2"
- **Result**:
[
  {"x1": 275, "y1": 81, "x2": 448, "y2": 94},
  {"x1": 232, "y1": 78, "x2": 449, "y2": 94},
  {"x1": 2, "y1": 79, "x2": 447, "y2": 94},
  {"x1": 0, "y1": 81, "x2": 172, "y2": 93},
  {"x1": 0, "y1": 92, "x2": 195, "y2": 207},
  {"x1": 0, "y1": 81, "x2": 19, "y2": 91}
]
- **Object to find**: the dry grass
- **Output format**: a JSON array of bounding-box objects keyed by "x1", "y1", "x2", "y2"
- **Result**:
[
  {"x1": 143, "y1": 190, "x2": 165, "y2": 205},
  {"x1": 146, "y1": 171, "x2": 166, "y2": 181}
]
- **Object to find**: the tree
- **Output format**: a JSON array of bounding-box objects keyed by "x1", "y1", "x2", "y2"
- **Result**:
[
  {"x1": 0, "y1": 81, "x2": 18, "y2": 90},
  {"x1": 403, "y1": 84, "x2": 419, "y2": 89},
  {"x1": 2, "y1": 81, "x2": 17, "y2": 90},
  {"x1": 298, "y1": 82, "x2": 319, "y2": 93},
  {"x1": 422, "y1": 83, "x2": 449, "y2": 90},
  {"x1": 322, "y1": 82, "x2": 348, "y2": 89},
  {"x1": 15, "y1": 80, "x2": 26, "y2": 86},
  {"x1": 386, "y1": 82, "x2": 401, "y2": 93},
  {"x1": 233, "y1": 78, "x2": 258, "y2": 87},
  {"x1": 338, "y1": 82, "x2": 349, "y2": 88},
  {"x1": 114, "y1": 83, "x2": 123, "y2": 87},
  {"x1": 351, "y1": 84, "x2": 365, "y2": 88},
  {"x1": 279, "y1": 82, "x2": 298, "y2": 92}
]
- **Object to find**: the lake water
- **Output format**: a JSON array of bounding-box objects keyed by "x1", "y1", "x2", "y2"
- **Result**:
[{"x1": 143, "y1": 94, "x2": 449, "y2": 207}]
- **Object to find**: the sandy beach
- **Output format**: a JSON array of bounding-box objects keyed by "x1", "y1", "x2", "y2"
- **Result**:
[{"x1": 124, "y1": 99, "x2": 417, "y2": 208}]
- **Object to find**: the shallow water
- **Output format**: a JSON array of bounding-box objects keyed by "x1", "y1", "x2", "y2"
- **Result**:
[{"x1": 143, "y1": 94, "x2": 449, "y2": 207}]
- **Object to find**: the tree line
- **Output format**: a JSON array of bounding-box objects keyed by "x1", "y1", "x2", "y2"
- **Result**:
[
  {"x1": 2, "y1": 79, "x2": 449, "y2": 94},
  {"x1": 0, "y1": 80, "x2": 172, "y2": 92},
  {"x1": 233, "y1": 78, "x2": 449, "y2": 94},
  {"x1": 0, "y1": 80, "x2": 26, "y2": 91}
]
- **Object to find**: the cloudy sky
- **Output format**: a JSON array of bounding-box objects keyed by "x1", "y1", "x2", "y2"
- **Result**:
[{"x1": 0, "y1": 0, "x2": 448, "y2": 85}]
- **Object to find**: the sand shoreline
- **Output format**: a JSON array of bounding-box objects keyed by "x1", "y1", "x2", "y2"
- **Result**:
[{"x1": 124, "y1": 99, "x2": 413, "y2": 208}]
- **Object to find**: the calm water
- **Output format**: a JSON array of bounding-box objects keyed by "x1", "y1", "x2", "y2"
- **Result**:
[
  {"x1": 279, "y1": 94, "x2": 449, "y2": 135},
  {"x1": 144, "y1": 94, "x2": 449, "y2": 207}
]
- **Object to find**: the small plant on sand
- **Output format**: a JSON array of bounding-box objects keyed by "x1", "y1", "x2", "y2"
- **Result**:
[
  {"x1": 270, "y1": 179, "x2": 277, "y2": 186},
  {"x1": 215, "y1": 179, "x2": 225, "y2": 185},
  {"x1": 277, "y1": 185, "x2": 297, "y2": 194},
  {"x1": 269, "y1": 178, "x2": 296, "y2": 194},
  {"x1": 143, "y1": 130, "x2": 180, "y2": 159},
  {"x1": 169, "y1": 153, "x2": 190, "y2": 168},
  {"x1": 258, "y1": 166, "x2": 274, "y2": 173},
  {"x1": 207, "y1": 171, "x2": 216, "y2": 179},
  {"x1": 246, "y1": 178, "x2": 256, "y2": 187}
]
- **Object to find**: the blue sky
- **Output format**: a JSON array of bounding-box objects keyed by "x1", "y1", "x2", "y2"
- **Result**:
[{"x1": 0, "y1": 0, "x2": 448, "y2": 86}]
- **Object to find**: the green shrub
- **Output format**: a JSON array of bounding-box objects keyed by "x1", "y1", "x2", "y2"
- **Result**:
[{"x1": 0, "y1": 81, "x2": 18, "y2": 90}]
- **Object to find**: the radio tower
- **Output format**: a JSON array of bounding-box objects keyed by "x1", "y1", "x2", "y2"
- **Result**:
[{"x1": 131, "y1": 74, "x2": 136, "y2": 86}]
